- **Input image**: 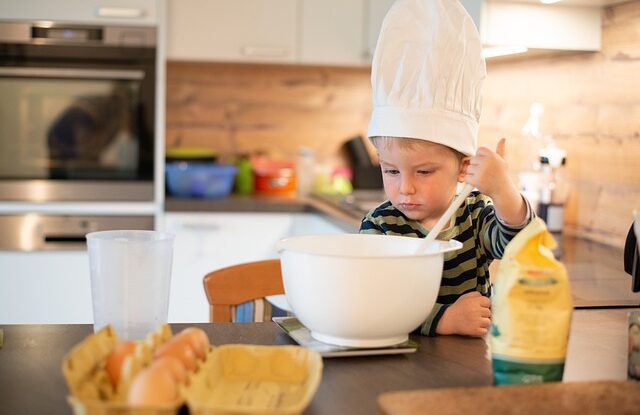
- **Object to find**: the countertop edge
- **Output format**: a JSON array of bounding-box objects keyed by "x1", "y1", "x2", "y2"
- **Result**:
[{"x1": 165, "y1": 195, "x2": 362, "y2": 232}]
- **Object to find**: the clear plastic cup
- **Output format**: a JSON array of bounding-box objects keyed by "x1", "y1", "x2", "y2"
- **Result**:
[{"x1": 86, "y1": 230, "x2": 175, "y2": 340}]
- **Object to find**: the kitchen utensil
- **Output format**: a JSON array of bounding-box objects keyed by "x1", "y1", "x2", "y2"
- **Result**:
[
  {"x1": 416, "y1": 183, "x2": 474, "y2": 254},
  {"x1": 273, "y1": 316, "x2": 418, "y2": 357},
  {"x1": 277, "y1": 233, "x2": 462, "y2": 348},
  {"x1": 624, "y1": 210, "x2": 640, "y2": 292},
  {"x1": 86, "y1": 230, "x2": 174, "y2": 340},
  {"x1": 634, "y1": 209, "x2": 640, "y2": 250},
  {"x1": 343, "y1": 135, "x2": 383, "y2": 189},
  {"x1": 345, "y1": 135, "x2": 374, "y2": 167}
]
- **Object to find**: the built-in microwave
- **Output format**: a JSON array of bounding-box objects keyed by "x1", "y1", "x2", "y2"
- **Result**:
[{"x1": 0, "y1": 21, "x2": 156, "y2": 202}]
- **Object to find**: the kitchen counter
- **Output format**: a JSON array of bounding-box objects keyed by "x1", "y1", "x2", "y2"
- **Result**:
[
  {"x1": 562, "y1": 235, "x2": 640, "y2": 308},
  {"x1": 166, "y1": 193, "x2": 310, "y2": 214},
  {"x1": 166, "y1": 192, "x2": 640, "y2": 309},
  {"x1": 165, "y1": 192, "x2": 374, "y2": 233}
]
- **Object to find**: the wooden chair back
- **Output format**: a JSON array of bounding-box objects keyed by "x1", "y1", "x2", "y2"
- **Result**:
[{"x1": 203, "y1": 259, "x2": 284, "y2": 322}]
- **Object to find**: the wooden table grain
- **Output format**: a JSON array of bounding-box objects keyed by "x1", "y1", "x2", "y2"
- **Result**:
[{"x1": 0, "y1": 323, "x2": 493, "y2": 414}]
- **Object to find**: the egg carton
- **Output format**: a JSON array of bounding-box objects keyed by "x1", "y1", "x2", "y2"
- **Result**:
[
  {"x1": 62, "y1": 328, "x2": 322, "y2": 415},
  {"x1": 62, "y1": 324, "x2": 183, "y2": 415},
  {"x1": 185, "y1": 344, "x2": 323, "y2": 415}
]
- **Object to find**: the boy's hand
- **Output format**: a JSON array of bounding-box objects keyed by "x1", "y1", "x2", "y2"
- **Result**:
[
  {"x1": 436, "y1": 291, "x2": 491, "y2": 337},
  {"x1": 463, "y1": 138, "x2": 527, "y2": 226},
  {"x1": 464, "y1": 138, "x2": 513, "y2": 200}
]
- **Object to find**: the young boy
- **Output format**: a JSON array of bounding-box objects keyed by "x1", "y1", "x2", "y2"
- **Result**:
[{"x1": 359, "y1": 0, "x2": 534, "y2": 337}]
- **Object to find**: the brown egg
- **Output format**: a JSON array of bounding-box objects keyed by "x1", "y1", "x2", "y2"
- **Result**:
[
  {"x1": 104, "y1": 341, "x2": 136, "y2": 387},
  {"x1": 154, "y1": 338, "x2": 197, "y2": 372},
  {"x1": 127, "y1": 365, "x2": 178, "y2": 405},
  {"x1": 175, "y1": 327, "x2": 210, "y2": 360},
  {"x1": 165, "y1": 333, "x2": 199, "y2": 359},
  {"x1": 150, "y1": 355, "x2": 188, "y2": 384}
]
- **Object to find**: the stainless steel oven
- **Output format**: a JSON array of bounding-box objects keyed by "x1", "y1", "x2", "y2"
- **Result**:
[
  {"x1": 0, "y1": 21, "x2": 156, "y2": 202},
  {"x1": 0, "y1": 214, "x2": 154, "y2": 251}
]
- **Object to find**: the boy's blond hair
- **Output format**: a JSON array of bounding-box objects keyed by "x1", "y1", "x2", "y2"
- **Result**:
[{"x1": 370, "y1": 136, "x2": 465, "y2": 162}]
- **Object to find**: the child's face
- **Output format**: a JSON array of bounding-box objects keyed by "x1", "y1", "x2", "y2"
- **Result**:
[{"x1": 377, "y1": 140, "x2": 464, "y2": 229}]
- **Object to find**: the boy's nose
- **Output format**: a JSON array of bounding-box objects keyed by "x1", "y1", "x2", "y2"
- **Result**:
[{"x1": 399, "y1": 176, "x2": 415, "y2": 195}]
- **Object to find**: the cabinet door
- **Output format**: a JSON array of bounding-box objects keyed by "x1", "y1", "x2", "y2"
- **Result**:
[
  {"x1": 0, "y1": 251, "x2": 93, "y2": 324},
  {"x1": 0, "y1": 0, "x2": 158, "y2": 26},
  {"x1": 0, "y1": 213, "x2": 345, "y2": 325},
  {"x1": 163, "y1": 212, "x2": 345, "y2": 322},
  {"x1": 299, "y1": 0, "x2": 365, "y2": 66},
  {"x1": 164, "y1": 213, "x2": 297, "y2": 322},
  {"x1": 167, "y1": 0, "x2": 298, "y2": 63}
]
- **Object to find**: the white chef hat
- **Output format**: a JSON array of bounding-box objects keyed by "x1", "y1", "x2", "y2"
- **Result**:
[{"x1": 367, "y1": 0, "x2": 486, "y2": 156}]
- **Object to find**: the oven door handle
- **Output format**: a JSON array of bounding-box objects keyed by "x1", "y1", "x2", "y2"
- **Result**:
[{"x1": 0, "y1": 67, "x2": 145, "y2": 80}]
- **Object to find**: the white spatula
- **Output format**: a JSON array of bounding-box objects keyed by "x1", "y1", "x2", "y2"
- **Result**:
[{"x1": 415, "y1": 182, "x2": 474, "y2": 254}]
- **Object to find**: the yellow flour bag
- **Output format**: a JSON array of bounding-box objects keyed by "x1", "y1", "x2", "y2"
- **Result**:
[{"x1": 490, "y1": 217, "x2": 572, "y2": 385}]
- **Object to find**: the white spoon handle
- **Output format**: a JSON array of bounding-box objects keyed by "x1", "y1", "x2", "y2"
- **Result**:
[{"x1": 416, "y1": 183, "x2": 474, "y2": 254}]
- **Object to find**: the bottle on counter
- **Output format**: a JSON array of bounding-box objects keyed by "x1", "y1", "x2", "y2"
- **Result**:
[
  {"x1": 517, "y1": 102, "x2": 546, "y2": 216},
  {"x1": 235, "y1": 154, "x2": 253, "y2": 195},
  {"x1": 537, "y1": 144, "x2": 568, "y2": 258},
  {"x1": 296, "y1": 147, "x2": 315, "y2": 197}
]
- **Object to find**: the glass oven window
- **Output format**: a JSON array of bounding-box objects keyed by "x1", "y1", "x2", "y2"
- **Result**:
[{"x1": 0, "y1": 77, "x2": 145, "y2": 180}]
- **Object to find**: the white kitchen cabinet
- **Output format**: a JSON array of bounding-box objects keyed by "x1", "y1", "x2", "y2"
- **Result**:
[
  {"x1": 163, "y1": 212, "x2": 346, "y2": 323},
  {"x1": 299, "y1": 0, "x2": 365, "y2": 66},
  {"x1": 479, "y1": 1, "x2": 601, "y2": 52},
  {"x1": 166, "y1": 0, "x2": 389, "y2": 66},
  {"x1": 166, "y1": 0, "x2": 603, "y2": 65},
  {"x1": 0, "y1": 0, "x2": 160, "y2": 26},
  {"x1": 0, "y1": 251, "x2": 93, "y2": 324},
  {"x1": 362, "y1": 0, "x2": 601, "y2": 63},
  {"x1": 166, "y1": 0, "x2": 298, "y2": 63},
  {"x1": 0, "y1": 212, "x2": 346, "y2": 325}
]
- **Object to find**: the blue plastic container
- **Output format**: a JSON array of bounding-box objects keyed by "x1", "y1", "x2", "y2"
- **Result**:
[{"x1": 166, "y1": 162, "x2": 238, "y2": 198}]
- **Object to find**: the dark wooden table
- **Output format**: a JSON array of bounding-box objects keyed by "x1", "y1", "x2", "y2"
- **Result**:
[{"x1": 0, "y1": 323, "x2": 492, "y2": 414}]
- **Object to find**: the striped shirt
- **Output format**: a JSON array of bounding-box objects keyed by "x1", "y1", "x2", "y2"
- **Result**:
[{"x1": 359, "y1": 190, "x2": 534, "y2": 336}]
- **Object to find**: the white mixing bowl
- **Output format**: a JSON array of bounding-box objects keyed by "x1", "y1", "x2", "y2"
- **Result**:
[{"x1": 276, "y1": 234, "x2": 462, "y2": 348}]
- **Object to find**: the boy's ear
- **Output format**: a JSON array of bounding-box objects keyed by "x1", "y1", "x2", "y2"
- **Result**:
[{"x1": 457, "y1": 157, "x2": 471, "y2": 182}]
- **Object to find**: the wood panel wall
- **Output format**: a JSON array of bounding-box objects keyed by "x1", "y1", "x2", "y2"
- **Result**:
[
  {"x1": 165, "y1": 62, "x2": 372, "y2": 167},
  {"x1": 479, "y1": 1, "x2": 640, "y2": 247},
  {"x1": 166, "y1": 1, "x2": 640, "y2": 248}
]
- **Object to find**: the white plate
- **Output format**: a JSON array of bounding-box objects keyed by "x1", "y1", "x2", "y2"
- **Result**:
[{"x1": 265, "y1": 294, "x2": 293, "y2": 313}]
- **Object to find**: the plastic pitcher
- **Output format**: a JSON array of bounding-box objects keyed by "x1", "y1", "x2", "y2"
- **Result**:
[{"x1": 86, "y1": 230, "x2": 175, "y2": 340}]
